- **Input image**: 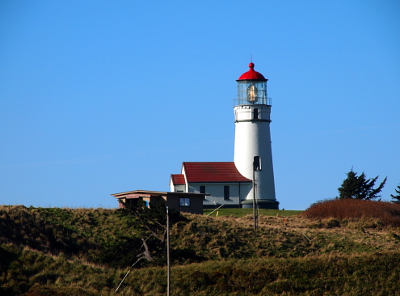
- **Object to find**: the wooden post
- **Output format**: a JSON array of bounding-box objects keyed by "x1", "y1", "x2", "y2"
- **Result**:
[{"x1": 166, "y1": 206, "x2": 170, "y2": 296}]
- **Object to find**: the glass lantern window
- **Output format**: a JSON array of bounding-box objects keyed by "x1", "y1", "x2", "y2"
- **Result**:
[{"x1": 236, "y1": 81, "x2": 268, "y2": 105}]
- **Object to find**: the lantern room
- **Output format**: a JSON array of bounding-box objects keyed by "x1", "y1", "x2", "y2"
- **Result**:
[{"x1": 235, "y1": 62, "x2": 271, "y2": 106}]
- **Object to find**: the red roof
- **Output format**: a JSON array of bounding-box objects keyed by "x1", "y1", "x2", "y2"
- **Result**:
[
  {"x1": 183, "y1": 162, "x2": 251, "y2": 183},
  {"x1": 171, "y1": 174, "x2": 185, "y2": 185},
  {"x1": 237, "y1": 62, "x2": 267, "y2": 81}
]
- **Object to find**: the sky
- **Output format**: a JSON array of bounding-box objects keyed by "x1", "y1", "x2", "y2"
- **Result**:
[{"x1": 1, "y1": 0, "x2": 399, "y2": 210}]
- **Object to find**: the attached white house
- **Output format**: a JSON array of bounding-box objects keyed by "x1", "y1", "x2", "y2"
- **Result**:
[{"x1": 170, "y1": 162, "x2": 252, "y2": 208}]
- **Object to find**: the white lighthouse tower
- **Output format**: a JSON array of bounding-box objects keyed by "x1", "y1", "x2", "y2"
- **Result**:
[{"x1": 234, "y1": 63, "x2": 279, "y2": 209}]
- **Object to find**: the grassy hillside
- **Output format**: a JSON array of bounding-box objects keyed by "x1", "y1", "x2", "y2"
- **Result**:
[
  {"x1": 1, "y1": 202, "x2": 399, "y2": 295},
  {"x1": 203, "y1": 208, "x2": 302, "y2": 217}
]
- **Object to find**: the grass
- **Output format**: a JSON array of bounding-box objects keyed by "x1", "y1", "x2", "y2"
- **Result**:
[
  {"x1": 1, "y1": 204, "x2": 400, "y2": 295},
  {"x1": 203, "y1": 208, "x2": 302, "y2": 217},
  {"x1": 15, "y1": 251, "x2": 400, "y2": 295}
]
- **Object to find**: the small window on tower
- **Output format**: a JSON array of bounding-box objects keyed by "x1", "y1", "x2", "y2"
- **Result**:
[{"x1": 254, "y1": 108, "x2": 259, "y2": 120}]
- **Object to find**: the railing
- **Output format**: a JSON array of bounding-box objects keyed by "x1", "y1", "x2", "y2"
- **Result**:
[{"x1": 233, "y1": 97, "x2": 272, "y2": 106}]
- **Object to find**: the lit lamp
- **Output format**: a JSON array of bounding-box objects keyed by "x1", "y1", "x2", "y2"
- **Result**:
[{"x1": 247, "y1": 84, "x2": 258, "y2": 102}]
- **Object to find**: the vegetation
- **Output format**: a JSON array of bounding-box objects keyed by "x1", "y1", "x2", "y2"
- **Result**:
[
  {"x1": 0, "y1": 202, "x2": 399, "y2": 295},
  {"x1": 391, "y1": 183, "x2": 400, "y2": 203},
  {"x1": 337, "y1": 169, "x2": 387, "y2": 200},
  {"x1": 301, "y1": 198, "x2": 400, "y2": 227},
  {"x1": 203, "y1": 208, "x2": 302, "y2": 217}
]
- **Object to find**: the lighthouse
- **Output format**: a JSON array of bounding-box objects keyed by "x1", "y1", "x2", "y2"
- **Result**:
[
  {"x1": 234, "y1": 63, "x2": 279, "y2": 209},
  {"x1": 169, "y1": 62, "x2": 279, "y2": 210}
]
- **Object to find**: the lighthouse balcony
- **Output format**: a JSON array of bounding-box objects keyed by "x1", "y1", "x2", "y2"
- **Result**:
[{"x1": 233, "y1": 97, "x2": 272, "y2": 106}]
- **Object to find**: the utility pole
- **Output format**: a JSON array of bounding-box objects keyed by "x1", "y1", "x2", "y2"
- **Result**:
[
  {"x1": 166, "y1": 206, "x2": 170, "y2": 296},
  {"x1": 253, "y1": 162, "x2": 257, "y2": 229},
  {"x1": 253, "y1": 156, "x2": 261, "y2": 229}
]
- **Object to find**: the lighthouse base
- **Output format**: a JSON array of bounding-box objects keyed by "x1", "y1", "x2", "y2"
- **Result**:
[{"x1": 242, "y1": 199, "x2": 279, "y2": 210}]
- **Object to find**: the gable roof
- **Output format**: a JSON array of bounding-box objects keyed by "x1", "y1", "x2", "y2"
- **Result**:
[
  {"x1": 183, "y1": 162, "x2": 251, "y2": 183},
  {"x1": 171, "y1": 174, "x2": 185, "y2": 185}
]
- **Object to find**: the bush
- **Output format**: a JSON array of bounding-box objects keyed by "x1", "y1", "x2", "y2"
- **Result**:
[{"x1": 301, "y1": 199, "x2": 400, "y2": 227}]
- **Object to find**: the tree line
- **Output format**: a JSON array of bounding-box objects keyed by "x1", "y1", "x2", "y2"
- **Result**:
[{"x1": 337, "y1": 168, "x2": 400, "y2": 203}]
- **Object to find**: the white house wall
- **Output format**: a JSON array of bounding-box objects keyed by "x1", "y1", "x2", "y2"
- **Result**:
[
  {"x1": 174, "y1": 184, "x2": 185, "y2": 192},
  {"x1": 169, "y1": 180, "x2": 174, "y2": 192},
  {"x1": 169, "y1": 178, "x2": 186, "y2": 193},
  {"x1": 188, "y1": 182, "x2": 252, "y2": 208}
]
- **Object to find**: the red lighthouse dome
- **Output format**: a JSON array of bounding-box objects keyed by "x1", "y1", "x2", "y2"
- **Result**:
[{"x1": 237, "y1": 63, "x2": 267, "y2": 81}]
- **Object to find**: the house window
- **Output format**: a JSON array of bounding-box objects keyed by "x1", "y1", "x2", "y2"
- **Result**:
[
  {"x1": 180, "y1": 197, "x2": 190, "y2": 207},
  {"x1": 200, "y1": 186, "x2": 206, "y2": 199},
  {"x1": 224, "y1": 186, "x2": 230, "y2": 200},
  {"x1": 200, "y1": 186, "x2": 205, "y2": 193},
  {"x1": 254, "y1": 108, "x2": 259, "y2": 120}
]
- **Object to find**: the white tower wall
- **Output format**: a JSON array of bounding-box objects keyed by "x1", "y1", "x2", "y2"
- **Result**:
[{"x1": 234, "y1": 104, "x2": 276, "y2": 205}]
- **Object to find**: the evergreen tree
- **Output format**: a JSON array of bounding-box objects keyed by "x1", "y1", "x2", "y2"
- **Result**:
[
  {"x1": 337, "y1": 169, "x2": 387, "y2": 200},
  {"x1": 390, "y1": 184, "x2": 400, "y2": 203}
]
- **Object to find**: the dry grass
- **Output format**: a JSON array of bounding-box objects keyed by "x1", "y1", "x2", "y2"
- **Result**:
[
  {"x1": 179, "y1": 211, "x2": 400, "y2": 261},
  {"x1": 1, "y1": 205, "x2": 400, "y2": 295},
  {"x1": 300, "y1": 199, "x2": 400, "y2": 227}
]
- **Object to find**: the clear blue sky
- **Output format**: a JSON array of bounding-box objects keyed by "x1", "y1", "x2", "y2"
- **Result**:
[{"x1": 1, "y1": 0, "x2": 399, "y2": 210}]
